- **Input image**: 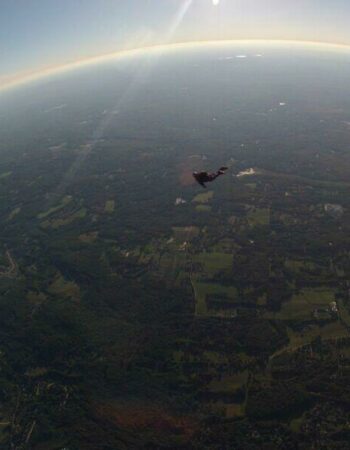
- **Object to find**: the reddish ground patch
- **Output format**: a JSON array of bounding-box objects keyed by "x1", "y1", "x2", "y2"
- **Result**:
[
  {"x1": 179, "y1": 169, "x2": 195, "y2": 186},
  {"x1": 94, "y1": 401, "x2": 198, "y2": 439},
  {"x1": 178, "y1": 156, "x2": 204, "y2": 186}
]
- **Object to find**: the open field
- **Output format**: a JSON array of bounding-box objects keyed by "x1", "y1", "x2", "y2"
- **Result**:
[
  {"x1": 41, "y1": 208, "x2": 87, "y2": 228},
  {"x1": 192, "y1": 280, "x2": 238, "y2": 316},
  {"x1": 105, "y1": 199, "x2": 115, "y2": 213},
  {"x1": 0, "y1": 171, "x2": 12, "y2": 180},
  {"x1": 193, "y1": 252, "x2": 233, "y2": 274},
  {"x1": 196, "y1": 205, "x2": 212, "y2": 212},
  {"x1": 48, "y1": 273, "x2": 80, "y2": 301},
  {"x1": 285, "y1": 259, "x2": 317, "y2": 272},
  {"x1": 37, "y1": 195, "x2": 72, "y2": 219},
  {"x1": 7, "y1": 207, "x2": 21, "y2": 221},
  {"x1": 79, "y1": 231, "x2": 99, "y2": 243},
  {"x1": 287, "y1": 322, "x2": 350, "y2": 348},
  {"x1": 192, "y1": 191, "x2": 214, "y2": 204},
  {"x1": 172, "y1": 226, "x2": 200, "y2": 241},
  {"x1": 271, "y1": 288, "x2": 336, "y2": 321},
  {"x1": 209, "y1": 371, "x2": 248, "y2": 394},
  {"x1": 246, "y1": 207, "x2": 270, "y2": 227}
]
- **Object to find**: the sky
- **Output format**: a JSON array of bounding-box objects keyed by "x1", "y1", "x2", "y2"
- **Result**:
[{"x1": 2, "y1": 0, "x2": 350, "y2": 89}]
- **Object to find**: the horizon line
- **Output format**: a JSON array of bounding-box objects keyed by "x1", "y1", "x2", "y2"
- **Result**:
[{"x1": 2, "y1": 38, "x2": 350, "y2": 94}]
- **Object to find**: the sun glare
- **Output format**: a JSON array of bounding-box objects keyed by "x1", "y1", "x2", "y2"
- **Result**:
[{"x1": 212, "y1": 0, "x2": 220, "y2": 5}]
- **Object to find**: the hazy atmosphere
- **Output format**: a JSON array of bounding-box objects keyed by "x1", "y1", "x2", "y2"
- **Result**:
[
  {"x1": 2, "y1": 0, "x2": 350, "y2": 89},
  {"x1": 2, "y1": 2, "x2": 350, "y2": 449}
]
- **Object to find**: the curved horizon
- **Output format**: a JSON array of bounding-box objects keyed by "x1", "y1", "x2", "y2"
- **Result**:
[{"x1": 2, "y1": 38, "x2": 350, "y2": 94}]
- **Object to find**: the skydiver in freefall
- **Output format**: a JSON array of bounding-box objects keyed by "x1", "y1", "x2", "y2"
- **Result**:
[{"x1": 192, "y1": 167, "x2": 228, "y2": 188}]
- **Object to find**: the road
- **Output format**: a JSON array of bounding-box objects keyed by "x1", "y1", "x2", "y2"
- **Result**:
[{"x1": 0, "y1": 250, "x2": 17, "y2": 278}]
